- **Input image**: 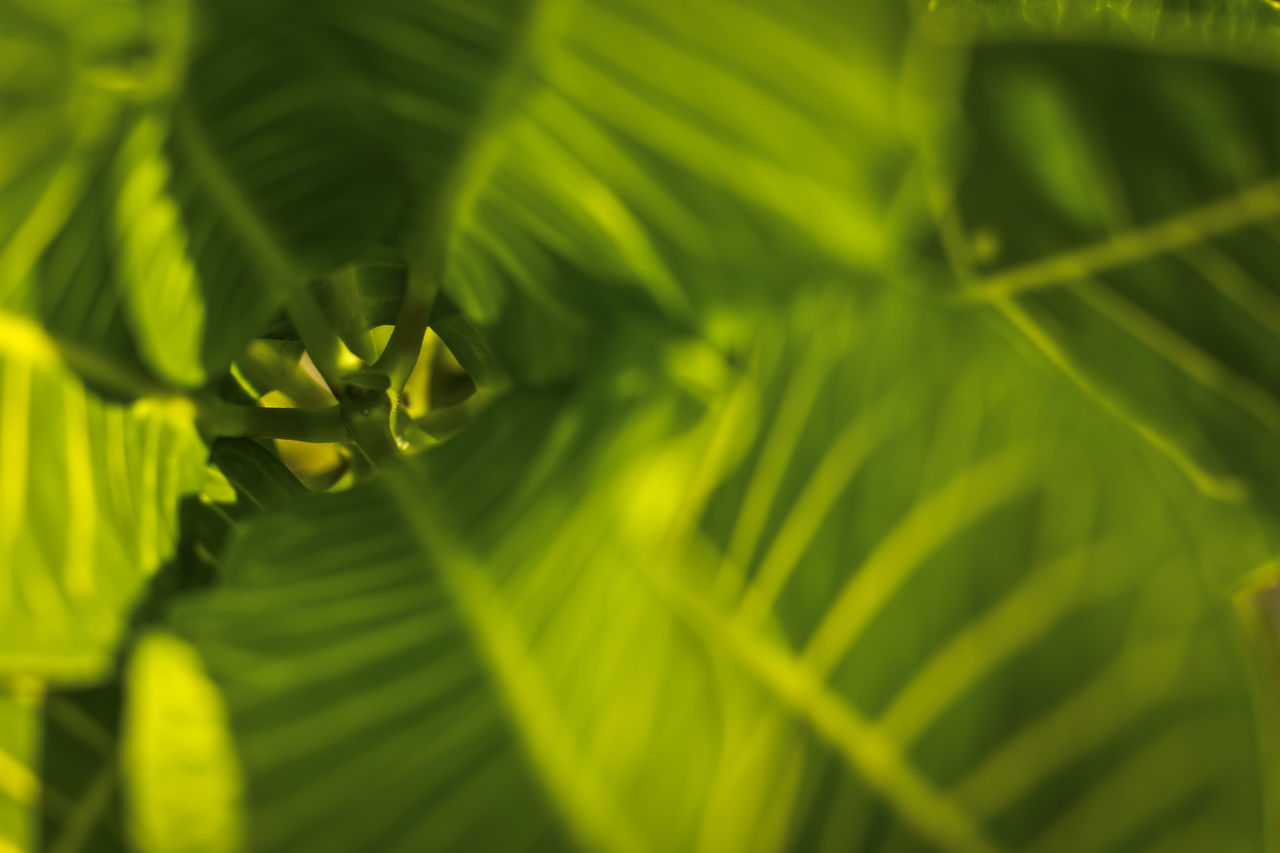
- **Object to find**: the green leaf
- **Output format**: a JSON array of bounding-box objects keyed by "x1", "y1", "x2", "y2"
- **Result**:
[
  {"x1": 160, "y1": 0, "x2": 542, "y2": 371},
  {"x1": 151, "y1": 285, "x2": 1273, "y2": 851},
  {"x1": 438, "y1": 0, "x2": 913, "y2": 345},
  {"x1": 205, "y1": 439, "x2": 307, "y2": 516},
  {"x1": 0, "y1": 0, "x2": 193, "y2": 389},
  {"x1": 164, "y1": 486, "x2": 585, "y2": 852},
  {"x1": 1, "y1": 683, "x2": 128, "y2": 853},
  {"x1": 1, "y1": 0, "x2": 538, "y2": 387},
  {"x1": 29, "y1": 447, "x2": 308, "y2": 853},
  {"x1": 240, "y1": 0, "x2": 920, "y2": 391},
  {"x1": 122, "y1": 634, "x2": 241, "y2": 853},
  {"x1": 928, "y1": 36, "x2": 1280, "y2": 522},
  {"x1": 0, "y1": 686, "x2": 39, "y2": 853},
  {"x1": 39, "y1": 685, "x2": 129, "y2": 853},
  {"x1": 52, "y1": 444, "x2": 310, "y2": 853},
  {"x1": 0, "y1": 312, "x2": 206, "y2": 684},
  {"x1": 0, "y1": 0, "x2": 276, "y2": 389}
]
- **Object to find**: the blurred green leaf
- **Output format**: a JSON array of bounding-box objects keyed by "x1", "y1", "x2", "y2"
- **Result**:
[
  {"x1": 13, "y1": 440, "x2": 309, "y2": 853},
  {"x1": 0, "y1": 0, "x2": 546, "y2": 386},
  {"x1": 122, "y1": 634, "x2": 241, "y2": 853},
  {"x1": 0, "y1": 0, "x2": 191, "y2": 389},
  {"x1": 155, "y1": 285, "x2": 1273, "y2": 851},
  {"x1": 39, "y1": 685, "x2": 128, "y2": 853},
  {"x1": 924, "y1": 34, "x2": 1280, "y2": 524},
  {"x1": 0, "y1": 313, "x2": 205, "y2": 684},
  {"x1": 0, "y1": 683, "x2": 126, "y2": 853},
  {"x1": 936, "y1": 0, "x2": 1280, "y2": 59},
  {"x1": 438, "y1": 0, "x2": 913, "y2": 360},
  {"x1": 1, "y1": 687, "x2": 39, "y2": 853},
  {"x1": 7, "y1": 0, "x2": 1280, "y2": 850}
]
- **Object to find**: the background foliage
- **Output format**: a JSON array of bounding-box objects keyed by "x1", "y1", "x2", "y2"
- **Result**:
[{"x1": 4, "y1": 0, "x2": 1280, "y2": 850}]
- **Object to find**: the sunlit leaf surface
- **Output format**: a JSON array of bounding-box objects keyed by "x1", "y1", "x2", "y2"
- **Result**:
[
  {"x1": 0, "y1": 314, "x2": 205, "y2": 683},
  {"x1": 123, "y1": 634, "x2": 241, "y2": 853}
]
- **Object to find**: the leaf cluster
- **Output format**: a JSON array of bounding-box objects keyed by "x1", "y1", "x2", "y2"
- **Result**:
[{"x1": 5, "y1": 0, "x2": 1280, "y2": 851}]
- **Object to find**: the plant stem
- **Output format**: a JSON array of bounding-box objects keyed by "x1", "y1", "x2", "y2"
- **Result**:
[
  {"x1": 286, "y1": 288, "x2": 350, "y2": 396},
  {"x1": 331, "y1": 373, "x2": 401, "y2": 466},
  {"x1": 340, "y1": 399, "x2": 402, "y2": 466},
  {"x1": 374, "y1": 264, "x2": 438, "y2": 392},
  {"x1": 329, "y1": 265, "x2": 378, "y2": 364},
  {"x1": 413, "y1": 386, "x2": 499, "y2": 441},
  {"x1": 196, "y1": 398, "x2": 350, "y2": 443}
]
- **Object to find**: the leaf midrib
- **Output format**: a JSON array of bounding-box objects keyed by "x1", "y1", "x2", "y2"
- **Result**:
[{"x1": 381, "y1": 469, "x2": 651, "y2": 853}]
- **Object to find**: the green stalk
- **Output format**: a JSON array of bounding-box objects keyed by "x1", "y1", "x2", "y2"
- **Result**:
[
  {"x1": 329, "y1": 265, "x2": 378, "y2": 364},
  {"x1": 196, "y1": 398, "x2": 350, "y2": 443},
  {"x1": 285, "y1": 288, "x2": 350, "y2": 396},
  {"x1": 337, "y1": 373, "x2": 402, "y2": 467},
  {"x1": 373, "y1": 264, "x2": 438, "y2": 392}
]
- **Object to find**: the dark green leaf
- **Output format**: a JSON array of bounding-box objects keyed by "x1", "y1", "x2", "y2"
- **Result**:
[{"x1": 934, "y1": 38, "x2": 1280, "y2": 521}]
